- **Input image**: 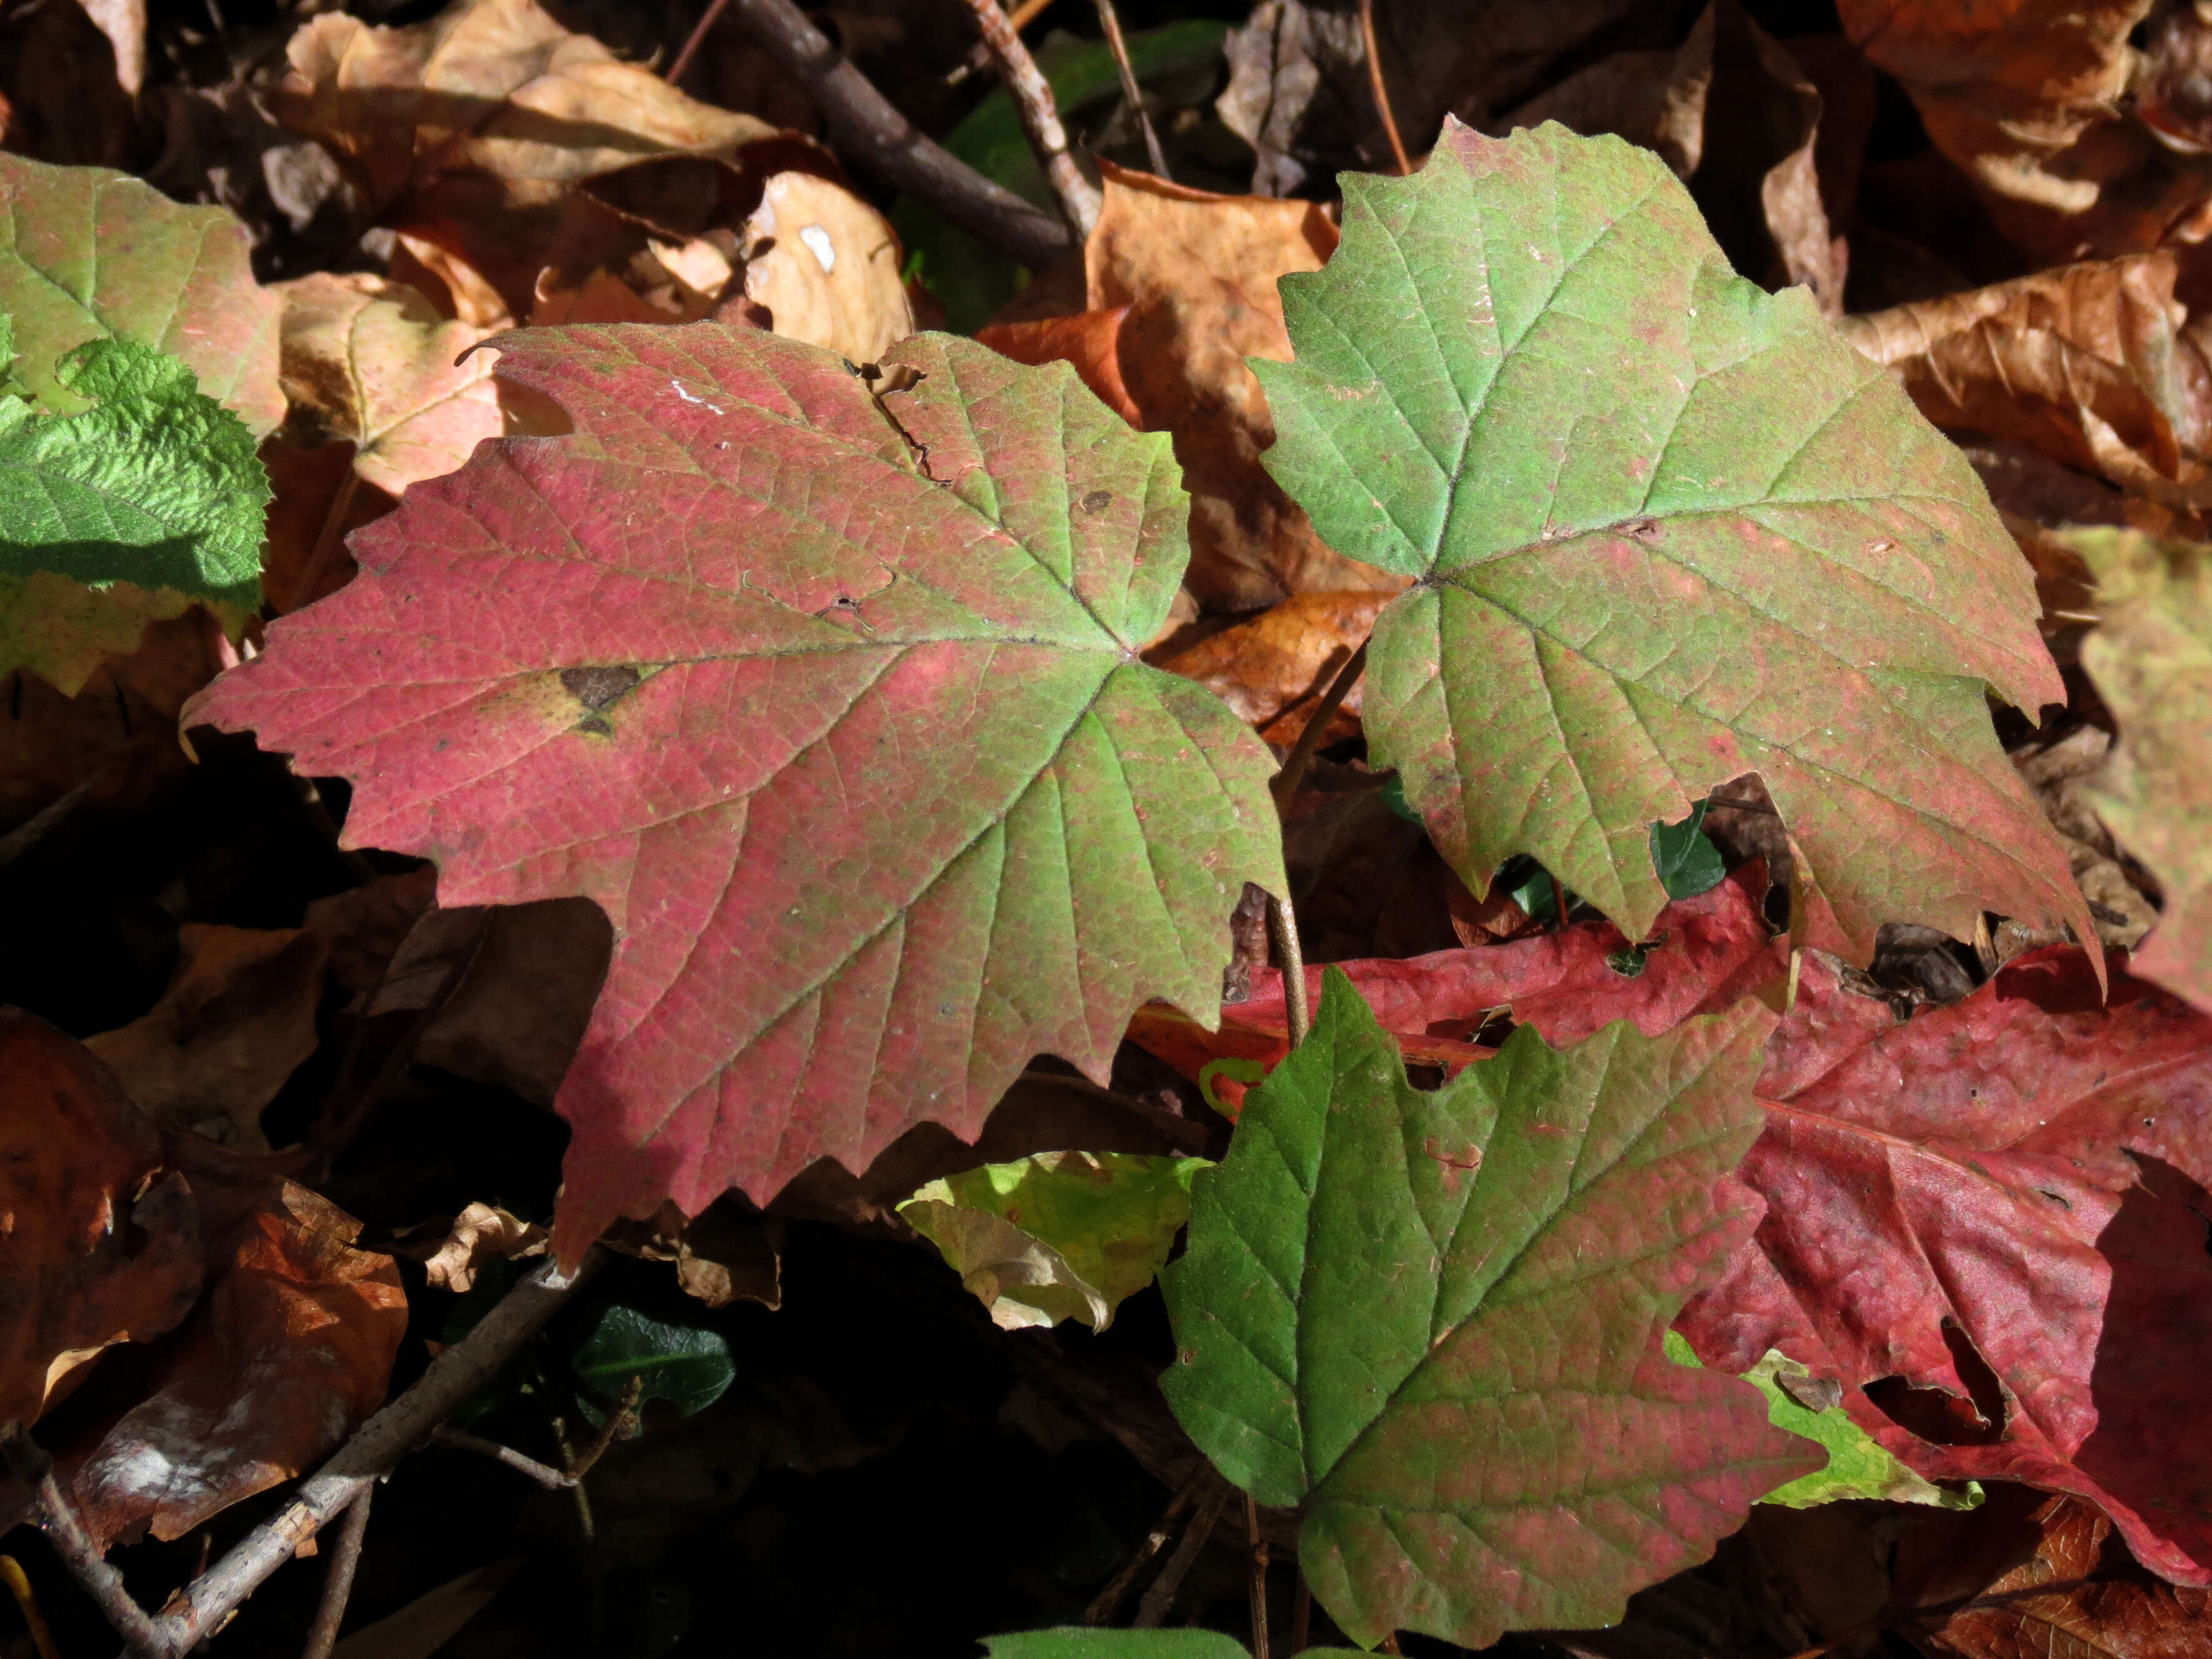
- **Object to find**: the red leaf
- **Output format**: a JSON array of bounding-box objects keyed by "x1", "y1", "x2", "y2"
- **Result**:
[{"x1": 1679, "y1": 945, "x2": 2212, "y2": 1585}]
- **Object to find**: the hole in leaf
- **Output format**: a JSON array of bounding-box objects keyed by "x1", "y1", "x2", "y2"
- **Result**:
[{"x1": 1864, "y1": 1321, "x2": 2009, "y2": 1446}]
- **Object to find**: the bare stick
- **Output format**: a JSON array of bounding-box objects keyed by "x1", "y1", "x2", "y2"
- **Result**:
[
  {"x1": 142, "y1": 1251, "x2": 602, "y2": 1658},
  {"x1": 666, "y1": 0, "x2": 731, "y2": 84},
  {"x1": 1134, "y1": 1475, "x2": 1232, "y2": 1628},
  {"x1": 0, "y1": 1426, "x2": 165, "y2": 1658},
  {"x1": 430, "y1": 1428, "x2": 576, "y2": 1491},
  {"x1": 1085, "y1": 1467, "x2": 1207, "y2": 1625},
  {"x1": 1357, "y1": 0, "x2": 1411, "y2": 176},
  {"x1": 1270, "y1": 891, "x2": 1310, "y2": 1049},
  {"x1": 724, "y1": 0, "x2": 1072, "y2": 268},
  {"x1": 962, "y1": 0, "x2": 1102, "y2": 236},
  {"x1": 947, "y1": 0, "x2": 1052, "y2": 85},
  {"x1": 1246, "y1": 1492, "x2": 1271, "y2": 1659},
  {"x1": 1095, "y1": 0, "x2": 1170, "y2": 178},
  {"x1": 1270, "y1": 639, "x2": 1366, "y2": 807},
  {"x1": 299, "y1": 1488, "x2": 371, "y2": 1659}
]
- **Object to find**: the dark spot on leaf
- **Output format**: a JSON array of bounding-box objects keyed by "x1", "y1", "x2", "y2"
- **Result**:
[
  {"x1": 1774, "y1": 1371, "x2": 1842, "y2": 1414},
  {"x1": 561, "y1": 665, "x2": 641, "y2": 710},
  {"x1": 1082, "y1": 490, "x2": 1112, "y2": 515},
  {"x1": 577, "y1": 714, "x2": 614, "y2": 737}
]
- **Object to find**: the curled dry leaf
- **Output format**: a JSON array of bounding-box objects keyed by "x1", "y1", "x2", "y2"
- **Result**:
[
  {"x1": 420, "y1": 1201, "x2": 546, "y2": 1294},
  {"x1": 1147, "y1": 590, "x2": 1390, "y2": 748},
  {"x1": 0, "y1": 1009, "x2": 201, "y2": 1429},
  {"x1": 2070, "y1": 528, "x2": 2212, "y2": 1012},
  {"x1": 740, "y1": 172, "x2": 913, "y2": 367},
  {"x1": 272, "y1": 0, "x2": 775, "y2": 219},
  {"x1": 982, "y1": 161, "x2": 1406, "y2": 609},
  {"x1": 84, "y1": 922, "x2": 330, "y2": 1153},
  {"x1": 274, "y1": 273, "x2": 508, "y2": 497},
  {"x1": 1839, "y1": 251, "x2": 2212, "y2": 503}
]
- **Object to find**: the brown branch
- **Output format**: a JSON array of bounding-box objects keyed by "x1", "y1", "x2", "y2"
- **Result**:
[
  {"x1": 430, "y1": 1428, "x2": 576, "y2": 1491},
  {"x1": 962, "y1": 0, "x2": 1100, "y2": 236},
  {"x1": 298, "y1": 1488, "x2": 371, "y2": 1659},
  {"x1": 1270, "y1": 639, "x2": 1365, "y2": 807},
  {"x1": 0, "y1": 1426, "x2": 165, "y2": 1658},
  {"x1": 946, "y1": 0, "x2": 1054, "y2": 86},
  {"x1": 1246, "y1": 1491, "x2": 1271, "y2": 1659},
  {"x1": 722, "y1": 0, "x2": 1073, "y2": 268},
  {"x1": 1357, "y1": 0, "x2": 1411, "y2": 175},
  {"x1": 666, "y1": 0, "x2": 731, "y2": 85},
  {"x1": 1095, "y1": 0, "x2": 1170, "y2": 179},
  {"x1": 1085, "y1": 1468, "x2": 1207, "y2": 1625},
  {"x1": 1134, "y1": 1475, "x2": 1232, "y2": 1628}
]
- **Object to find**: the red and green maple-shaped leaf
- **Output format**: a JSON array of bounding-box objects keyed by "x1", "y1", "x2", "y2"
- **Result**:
[
  {"x1": 1160, "y1": 970, "x2": 1816, "y2": 1649},
  {"x1": 187, "y1": 325, "x2": 1284, "y2": 1253},
  {"x1": 1679, "y1": 945, "x2": 2212, "y2": 1586},
  {"x1": 1256, "y1": 120, "x2": 2089, "y2": 961}
]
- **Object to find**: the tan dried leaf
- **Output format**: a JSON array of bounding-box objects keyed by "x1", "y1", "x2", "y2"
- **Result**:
[
  {"x1": 420, "y1": 1202, "x2": 547, "y2": 1293},
  {"x1": 274, "y1": 273, "x2": 507, "y2": 497},
  {"x1": 739, "y1": 172, "x2": 912, "y2": 366},
  {"x1": 1148, "y1": 590, "x2": 1391, "y2": 750}
]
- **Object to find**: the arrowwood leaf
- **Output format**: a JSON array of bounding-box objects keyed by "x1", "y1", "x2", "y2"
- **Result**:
[
  {"x1": 1677, "y1": 945, "x2": 2212, "y2": 1585},
  {"x1": 898, "y1": 1150, "x2": 1206, "y2": 1331},
  {"x1": 1160, "y1": 970, "x2": 1816, "y2": 1648},
  {"x1": 0, "y1": 153, "x2": 282, "y2": 435},
  {"x1": 186, "y1": 324, "x2": 1284, "y2": 1256},
  {"x1": 2069, "y1": 529, "x2": 2212, "y2": 1014},
  {"x1": 1255, "y1": 121, "x2": 2089, "y2": 962}
]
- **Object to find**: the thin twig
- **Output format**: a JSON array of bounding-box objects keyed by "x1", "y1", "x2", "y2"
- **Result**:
[
  {"x1": 724, "y1": 0, "x2": 1072, "y2": 267},
  {"x1": 139, "y1": 1251, "x2": 603, "y2": 1658},
  {"x1": 1271, "y1": 640, "x2": 1366, "y2": 807},
  {"x1": 299, "y1": 1488, "x2": 371, "y2": 1659},
  {"x1": 1085, "y1": 1467, "x2": 1208, "y2": 1624},
  {"x1": 1133, "y1": 1475, "x2": 1232, "y2": 1628},
  {"x1": 0, "y1": 1426, "x2": 166, "y2": 1658},
  {"x1": 1246, "y1": 1492, "x2": 1270, "y2": 1659},
  {"x1": 666, "y1": 0, "x2": 731, "y2": 84},
  {"x1": 946, "y1": 0, "x2": 1053, "y2": 85},
  {"x1": 1550, "y1": 874, "x2": 1569, "y2": 934},
  {"x1": 1270, "y1": 892, "x2": 1310, "y2": 1049},
  {"x1": 430, "y1": 1428, "x2": 576, "y2": 1490},
  {"x1": 961, "y1": 0, "x2": 1102, "y2": 236},
  {"x1": 1095, "y1": 0, "x2": 1169, "y2": 178},
  {"x1": 1357, "y1": 0, "x2": 1411, "y2": 175}
]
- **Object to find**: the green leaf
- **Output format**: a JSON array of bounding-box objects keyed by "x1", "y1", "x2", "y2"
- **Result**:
[
  {"x1": 1662, "y1": 1331, "x2": 1981, "y2": 1510},
  {"x1": 1160, "y1": 969, "x2": 1817, "y2": 1650},
  {"x1": 1651, "y1": 800, "x2": 1726, "y2": 900},
  {"x1": 1254, "y1": 121, "x2": 2088, "y2": 961},
  {"x1": 0, "y1": 154, "x2": 283, "y2": 436},
  {"x1": 900, "y1": 1151, "x2": 1209, "y2": 1331},
  {"x1": 571, "y1": 1304, "x2": 734, "y2": 1419},
  {"x1": 0, "y1": 335, "x2": 269, "y2": 692},
  {"x1": 980, "y1": 1633, "x2": 1358, "y2": 1658}
]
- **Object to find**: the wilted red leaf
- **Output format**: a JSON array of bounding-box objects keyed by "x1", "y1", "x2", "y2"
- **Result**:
[
  {"x1": 186, "y1": 323, "x2": 1282, "y2": 1256},
  {"x1": 1129, "y1": 861, "x2": 1784, "y2": 1109},
  {"x1": 0, "y1": 1010, "x2": 201, "y2": 1429},
  {"x1": 1679, "y1": 945, "x2": 2212, "y2": 1586}
]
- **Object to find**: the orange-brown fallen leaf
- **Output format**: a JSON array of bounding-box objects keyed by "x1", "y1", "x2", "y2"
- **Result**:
[
  {"x1": 982, "y1": 162, "x2": 1406, "y2": 609},
  {"x1": 1147, "y1": 590, "x2": 1390, "y2": 749},
  {"x1": 0, "y1": 1011, "x2": 201, "y2": 1430},
  {"x1": 84, "y1": 924, "x2": 330, "y2": 1153}
]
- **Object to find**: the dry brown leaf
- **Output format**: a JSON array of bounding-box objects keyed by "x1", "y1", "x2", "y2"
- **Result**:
[
  {"x1": 73, "y1": 0, "x2": 143, "y2": 96},
  {"x1": 1500, "y1": 6, "x2": 1714, "y2": 180},
  {"x1": 1147, "y1": 590, "x2": 1390, "y2": 752},
  {"x1": 303, "y1": 864, "x2": 440, "y2": 1005},
  {"x1": 973, "y1": 307, "x2": 1142, "y2": 427},
  {"x1": 1839, "y1": 251, "x2": 2212, "y2": 502},
  {"x1": 1837, "y1": 0, "x2": 2212, "y2": 263},
  {"x1": 68, "y1": 1139, "x2": 405, "y2": 1548},
  {"x1": 85, "y1": 923, "x2": 331, "y2": 1153},
  {"x1": 738, "y1": 171, "x2": 912, "y2": 366},
  {"x1": 272, "y1": 0, "x2": 774, "y2": 219},
  {"x1": 530, "y1": 266, "x2": 708, "y2": 326},
  {"x1": 274, "y1": 273, "x2": 508, "y2": 498},
  {"x1": 419, "y1": 1202, "x2": 546, "y2": 1293},
  {"x1": 0, "y1": 1011, "x2": 201, "y2": 1428},
  {"x1": 390, "y1": 228, "x2": 516, "y2": 329}
]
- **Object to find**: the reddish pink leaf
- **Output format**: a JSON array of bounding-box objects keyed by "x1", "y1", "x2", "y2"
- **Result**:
[
  {"x1": 185, "y1": 324, "x2": 1282, "y2": 1256},
  {"x1": 1128, "y1": 861, "x2": 1784, "y2": 1107},
  {"x1": 1679, "y1": 945, "x2": 2212, "y2": 1585}
]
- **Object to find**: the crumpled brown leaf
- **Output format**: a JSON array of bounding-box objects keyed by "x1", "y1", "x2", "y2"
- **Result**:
[
  {"x1": 2005, "y1": 723, "x2": 2159, "y2": 959},
  {"x1": 85, "y1": 924, "x2": 329, "y2": 1154},
  {"x1": 1147, "y1": 590, "x2": 1389, "y2": 749},
  {"x1": 418, "y1": 1201, "x2": 546, "y2": 1294},
  {"x1": 1839, "y1": 250, "x2": 2212, "y2": 502},
  {"x1": 1837, "y1": 0, "x2": 2212, "y2": 264},
  {"x1": 980, "y1": 163, "x2": 1405, "y2": 608},
  {"x1": 274, "y1": 273, "x2": 509, "y2": 498},
  {"x1": 738, "y1": 171, "x2": 913, "y2": 366},
  {"x1": 0, "y1": 1011, "x2": 201, "y2": 1428}
]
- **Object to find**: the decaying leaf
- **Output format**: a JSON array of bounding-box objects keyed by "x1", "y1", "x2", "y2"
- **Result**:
[
  {"x1": 1147, "y1": 590, "x2": 1389, "y2": 747},
  {"x1": 2068, "y1": 528, "x2": 2212, "y2": 1013},
  {"x1": 740, "y1": 172, "x2": 913, "y2": 367},
  {"x1": 1162, "y1": 971, "x2": 1813, "y2": 1648},
  {"x1": 0, "y1": 1010, "x2": 201, "y2": 1429},
  {"x1": 1259, "y1": 120, "x2": 2091, "y2": 961},
  {"x1": 274, "y1": 273, "x2": 508, "y2": 497},
  {"x1": 419, "y1": 1201, "x2": 546, "y2": 1294},
  {"x1": 188, "y1": 324, "x2": 1284, "y2": 1256},
  {"x1": 84, "y1": 922, "x2": 329, "y2": 1152},
  {"x1": 900, "y1": 1151, "x2": 1206, "y2": 1331}
]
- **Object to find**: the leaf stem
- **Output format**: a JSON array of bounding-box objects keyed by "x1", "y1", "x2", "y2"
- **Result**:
[
  {"x1": 1245, "y1": 1491, "x2": 1270, "y2": 1659},
  {"x1": 1095, "y1": 0, "x2": 1171, "y2": 179},
  {"x1": 1271, "y1": 638, "x2": 1366, "y2": 807},
  {"x1": 961, "y1": 0, "x2": 1102, "y2": 237},
  {"x1": 1357, "y1": 0, "x2": 1412, "y2": 176},
  {"x1": 665, "y1": 0, "x2": 731, "y2": 85}
]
